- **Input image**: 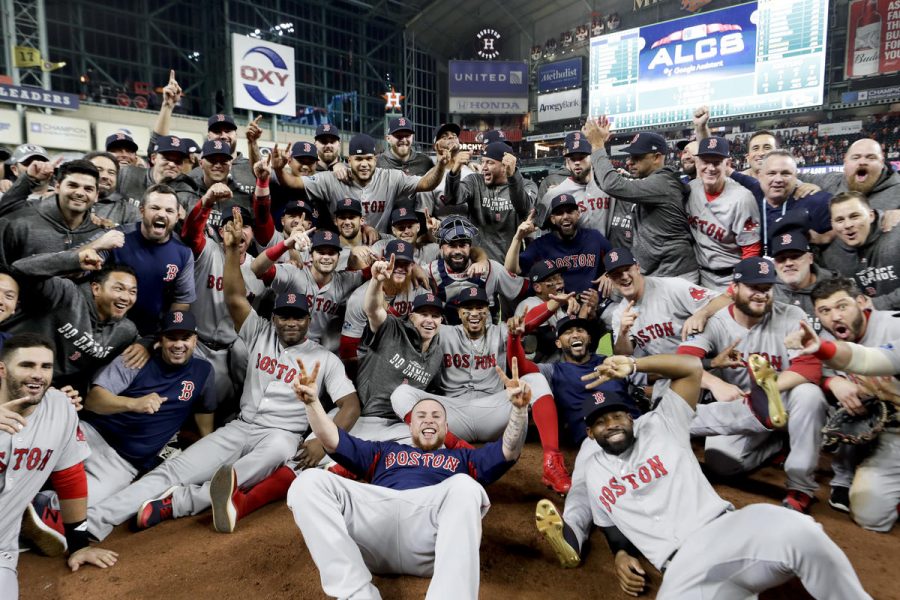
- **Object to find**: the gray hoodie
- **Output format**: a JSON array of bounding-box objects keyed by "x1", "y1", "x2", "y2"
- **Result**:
[
  {"x1": 822, "y1": 213, "x2": 900, "y2": 310},
  {"x1": 798, "y1": 166, "x2": 900, "y2": 212}
]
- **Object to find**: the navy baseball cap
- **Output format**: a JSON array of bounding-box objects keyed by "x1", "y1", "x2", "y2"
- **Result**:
[
  {"x1": 384, "y1": 239, "x2": 415, "y2": 263},
  {"x1": 291, "y1": 140, "x2": 318, "y2": 160},
  {"x1": 481, "y1": 130, "x2": 506, "y2": 144},
  {"x1": 388, "y1": 116, "x2": 414, "y2": 135},
  {"x1": 483, "y1": 141, "x2": 512, "y2": 162},
  {"x1": 349, "y1": 134, "x2": 377, "y2": 156},
  {"x1": 582, "y1": 387, "x2": 636, "y2": 426},
  {"x1": 564, "y1": 138, "x2": 592, "y2": 157},
  {"x1": 696, "y1": 136, "x2": 730, "y2": 158},
  {"x1": 105, "y1": 132, "x2": 138, "y2": 153},
  {"x1": 220, "y1": 206, "x2": 254, "y2": 227},
  {"x1": 770, "y1": 229, "x2": 810, "y2": 256},
  {"x1": 433, "y1": 122, "x2": 461, "y2": 142},
  {"x1": 310, "y1": 230, "x2": 342, "y2": 250},
  {"x1": 528, "y1": 260, "x2": 564, "y2": 284},
  {"x1": 283, "y1": 200, "x2": 314, "y2": 217},
  {"x1": 556, "y1": 315, "x2": 601, "y2": 341},
  {"x1": 603, "y1": 247, "x2": 638, "y2": 273},
  {"x1": 453, "y1": 285, "x2": 489, "y2": 307},
  {"x1": 0, "y1": 147, "x2": 10, "y2": 162},
  {"x1": 315, "y1": 123, "x2": 340, "y2": 141},
  {"x1": 733, "y1": 257, "x2": 778, "y2": 285},
  {"x1": 208, "y1": 113, "x2": 237, "y2": 131},
  {"x1": 391, "y1": 207, "x2": 418, "y2": 225},
  {"x1": 159, "y1": 310, "x2": 197, "y2": 334},
  {"x1": 334, "y1": 197, "x2": 362, "y2": 216},
  {"x1": 273, "y1": 292, "x2": 310, "y2": 316},
  {"x1": 182, "y1": 138, "x2": 201, "y2": 154},
  {"x1": 550, "y1": 193, "x2": 578, "y2": 213},
  {"x1": 621, "y1": 132, "x2": 668, "y2": 156},
  {"x1": 152, "y1": 136, "x2": 189, "y2": 157},
  {"x1": 201, "y1": 139, "x2": 233, "y2": 159},
  {"x1": 412, "y1": 292, "x2": 444, "y2": 313}
]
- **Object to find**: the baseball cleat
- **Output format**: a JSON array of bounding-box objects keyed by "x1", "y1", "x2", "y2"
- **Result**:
[
  {"x1": 210, "y1": 464, "x2": 238, "y2": 533},
  {"x1": 136, "y1": 486, "x2": 178, "y2": 530},
  {"x1": 829, "y1": 486, "x2": 851, "y2": 514},
  {"x1": 541, "y1": 451, "x2": 572, "y2": 495},
  {"x1": 782, "y1": 490, "x2": 814, "y2": 514},
  {"x1": 20, "y1": 491, "x2": 67, "y2": 557},
  {"x1": 748, "y1": 354, "x2": 788, "y2": 429},
  {"x1": 535, "y1": 500, "x2": 580, "y2": 568}
]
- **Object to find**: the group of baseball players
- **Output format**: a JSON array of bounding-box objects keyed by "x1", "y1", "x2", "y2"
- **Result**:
[{"x1": 0, "y1": 66, "x2": 896, "y2": 599}]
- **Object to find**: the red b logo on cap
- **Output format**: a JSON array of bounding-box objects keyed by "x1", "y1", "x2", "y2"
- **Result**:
[
  {"x1": 324, "y1": 231, "x2": 333, "y2": 240},
  {"x1": 303, "y1": 143, "x2": 311, "y2": 152},
  {"x1": 759, "y1": 261, "x2": 770, "y2": 275},
  {"x1": 708, "y1": 138, "x2": 718, "y2": 149},
  {"x1": 469, "y1": 287, "x2": 478, "y2": 296},
  {"x1": 781, "y1": 233, "x2": 792, "y2": 244},
  {"x1": 170, "y1": 137, "x2": 180, "y2": 147},
  {"x1": 593, "y1": 391, "x2": 606, "y2": 404},
  {"x1": 287, "y1": 293, "x2": 297, "y2": 304},
  {"x1": 216, "y1": 114, "x2": 225, "y2": 122},
  {"x1": 397, "y1": 242, "x2": 405, "y2": 252},
  {"x1": 213, "y1": 141, "x2": 222, "y2": 149},
  {"x1": 609, "y1": 251, "x2": 619, "y2": 263},
  {"x1": 173, "y1": 311, "x2": 184, "y2": 323}
]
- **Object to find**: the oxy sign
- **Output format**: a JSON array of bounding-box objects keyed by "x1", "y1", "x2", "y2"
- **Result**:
[{"x1": 232, "y1": 34, "x2": 296, "y2": 117}]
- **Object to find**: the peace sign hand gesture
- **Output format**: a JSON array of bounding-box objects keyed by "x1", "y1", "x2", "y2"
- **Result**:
[
  {"x1": 292, "y1": 359, "x2": 321, "y2": 405},
  {"x1": 496, "y1": 357, "x2": 532, "y2": 409}
]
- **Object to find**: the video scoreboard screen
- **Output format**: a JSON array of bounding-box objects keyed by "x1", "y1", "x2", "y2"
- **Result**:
[{"x1": 589, "y1": 0, "x2": 828, "y2": 129}]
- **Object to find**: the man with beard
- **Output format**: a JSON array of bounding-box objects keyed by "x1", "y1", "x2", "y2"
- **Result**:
[
  {"x1": 771, "y1": 229, "x2": 834, "y2": 331},
  {"x1": 182, "y1": 183, "x2": 267, "y2": 419},
  {"x1": 0, "y1": 334, "x2": 119, "y2": 598},
  {"x1": 287, "y1": 353, "x2": 530, "y2": 600},
  {"x1": 798, "y1": 138, "x2": 900, "y2": 224},
  {"x1": 376, "y1": 117, "x2": 434, "y2": 176},
  {"x1": 117, "y1": 136, "x2": 197, "y2": 211},
  {"x1": 251, "y1": 230, "x2": 369, "y2": 352},
  {"x1": 427, "y1": 218, "x2": 528, "y2": 320},
  {"x1": 4, "y1": 254, "x2": 139, "y2": 393},
  {"x1": 677, "y1": 257, "x2": 828, "y2": 513},
  {"x1": 0, "y1": 159, "x2": 104, "y2": 265},
  {"x1": 604, "y1": 248, "x2": 729, "y2": 357},
  {"x1": 823, "y1": 191, "x2": 900, "y2": 310},
  {"x1": 678, "y1": 139, "x2": 699, "y2": 181},
  {"x1": 810, "y1": 277, "x2": 900, "y2": 521},
  {"x1": 190, "y1": 140, "x2": 251, "y2": 231},
  {"x1": 85, "y1": 151, "x2": 140, "y2": 226},
  {"x1": 104, "y1": 132, "x2": 139, "y2": 168},
  {"x1": 507, "y1": 194, "x2": 611, "y2": 293},
  {"x1": 314, "y1": 124, "x2": 343, "y2": 172},
  {"x1": 331, "y1": 197, "x2": 368, "y2": 269},
  {"x1": 284, "y1": 134, "x2": 450, "y2": 233},
  {"x1": 0, "y1": 269, "x2": 19, "y2": 351},
  {"x1": 535, "y1": 134, "x2": 633, "y2": 249},
  {"x1": 371, "y1": 207, "x2": 440, "y2": 266},
  {"x1": 417, "y1": 123, "x2": 474, "y2": 219},
  {"x1": 535, "y1": 353, "x2": 870, "y2": 600},
  {"x1": 390, "y1": 285, "x2": 571, "y2": 493},
  {"x1": 199, "y1": 113, "x2": 257, "y2": 194},
  {"x1": 443, "y1": 141, "x2": 537, "y2": 263},
  {"x1": 582, "y1": 117, "x2": 698, "y2": 280},
  {"x1": 104, "y1": 184, "x2": 195, "y2": 335},
  {"x1": 85, "y1": 208, "x2": 359, "y2": 539}
]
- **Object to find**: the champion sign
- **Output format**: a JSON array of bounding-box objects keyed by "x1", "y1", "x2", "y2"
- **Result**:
[{"x1": 231, "y1": 34, "x2": 296, "y2": 117}]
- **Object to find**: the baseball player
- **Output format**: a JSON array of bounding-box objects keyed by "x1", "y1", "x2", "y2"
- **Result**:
[
  {"x1": 370, "y1": 207, "x2": 440, "y2": 267},
  {"x1": 771, "y1": 229, "x2": 834, "y2": 332},
  {"x1": 251, "y1": 230, "x2": 369, "y2": 352},
  {"x1": 187, "y1": 140, "x2": 252, "y2": 231},
  {"x1": 823, "y1": 191, "x2": 900, "y2": 310},
  {"x1": 678, "y1": 258, "x2": 828, "y2": 513},
  {"x1": 104, "y1": 132, "x2": 139, "y2": 168},
  {"x1": 787, "y1": 323, "x2": 900, "y2": 377},
  {"x1": 416, "y1": 123, "x2": 474, "y2": 220},
  {"x1": 604, "y1": 247, "x2": 730, "y2": 357},
  {"x1": 443, "y1": 141, "x2": 537, "y2": 263},
  {"x1": 287, "y1": 355, "x2": 531, "y2": 600},
  {"x1": 391, "y1": 285, "x2": 571, "y2": 493},
  {"x1": 686, "y1": 137, "x2": 762, "y2": 289},
  {"x1": 1, "y1": 333, "x2": 118, "y2": 599},
  {"x1": 85, "y1": 151, "x2": 141, "y2": 227},
  {"x1": 376, "y1": 116, "x2": 434, "y2": 175},
  {"x1": 808, "y1": 277, "x2": 900, "y2": 527},
  {"x1": 280, "y1": 133, "x2": 450, "y2": 233},
  {"x1": 537, "y1": 352, "x2": 870, "y2": 600},
  {"x1": 182, "y1": 182, "x2": 267, "y2": 419},
  {"x1": 117, "y1": 136, "x2": 198, "y2": 211},
  {"x1": 0, "y1": 269, "x2": 19, "y2": 350},
  {"x1": 312, "y1": 124, "x2": 343, "y2": 172},
  {"x1": 84, "y1": 208, "x2": 358, "y2": 540},
  {"x1": 79, "y1": 311, "x2": 215, "y2": 505}
]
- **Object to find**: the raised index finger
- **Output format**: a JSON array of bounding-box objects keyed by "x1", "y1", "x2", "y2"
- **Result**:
[
  {"x1": 169, "y1": 69, "x2": 176, "y2": 83},
  {"x1": 252, "y1": 115, "x2": 263, "y2": 125},
  {"x1": 510, "y1": 357, "x2": 519, "y2": 381}
]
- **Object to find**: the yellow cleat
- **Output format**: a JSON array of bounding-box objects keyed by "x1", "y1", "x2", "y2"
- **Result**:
[
  {"x1": 535, "y1": 499, "x2": 580, "y2": 568},
  {"x1": 748, "y1": 354, "x2": 788, "y2": 429}
]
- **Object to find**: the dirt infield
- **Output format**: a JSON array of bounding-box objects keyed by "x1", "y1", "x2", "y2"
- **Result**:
[{"x1": 18, "y1": 443, "x2": 898, "y2": 600}]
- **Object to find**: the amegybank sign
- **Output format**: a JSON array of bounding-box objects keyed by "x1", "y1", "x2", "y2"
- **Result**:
[{"x1": 536, "y1": 89, "x2": 582, "y2": 122}]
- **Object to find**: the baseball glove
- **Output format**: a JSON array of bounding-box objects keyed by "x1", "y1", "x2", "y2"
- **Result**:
[{"x1": 821, "y1": 399, "x2": 891, "y2": 451}]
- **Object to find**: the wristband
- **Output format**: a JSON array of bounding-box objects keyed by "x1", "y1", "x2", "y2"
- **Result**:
[
  {"x1": 265, "y1": 240, "x2": 288, "y2": 261},
  {"x1": 628, "y1": 356, "x2": 638, "y2": 375},
  {"x1": 64, "y1": 520, "x2": 90, "y2": 554},
  {"x1": 813, "y1": 340, "x2": 837, "y2": 361},
  {"x1": 255, "y1": 177, "x2": 270, "y2": 190}
]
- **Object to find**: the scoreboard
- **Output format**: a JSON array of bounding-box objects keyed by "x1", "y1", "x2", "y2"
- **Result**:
[{"x1": 589, "y1": 0, "x2": 828, "y2": 130}]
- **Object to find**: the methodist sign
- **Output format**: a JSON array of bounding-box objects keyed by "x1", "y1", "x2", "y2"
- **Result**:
[{"x1": 231, "y1": 34, "x2": 296, "y2": 116}]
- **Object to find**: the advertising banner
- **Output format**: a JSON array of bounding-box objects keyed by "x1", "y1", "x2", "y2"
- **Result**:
[
  {"x1": 818, "y1": 121, "x2": 863, "y2": 136},
  {"x1": 536, "y1": 89, "x2": 582, "y2": 122},
  {"x1": 841, "y1": 85, "x2": 900, "y2": 102},
  {"x1": 0, "y1": 84, "x2": 79, "y2": 110},
  {"x1": 448, "y1": 96, "x2": 528, "y2": 115},
  {"x1": 0, "y1": 109, "x2": 22, "y2": 145},
  {"x1": 537, "y1": 57, "x2": 582, "y2": 93},
  {"x1": 232, "y1": 34, "x2": 296, "y2": 116},
  {"x1": 26, "y1": 113, "x2": 91, "y2": 151},
  {"x1": 845, "y1": 0, "x2": 900, "y2": 79},
  {"x1": 448, "y1": 60, "x2": 528, "y2": 97}
]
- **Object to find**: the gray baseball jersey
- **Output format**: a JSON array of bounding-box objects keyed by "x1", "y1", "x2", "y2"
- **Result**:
[
  {"x1": 192, "y1": 240, "x2": 267, "y2": 344},
  {"x1": 371, "y1": 236, "x2": 440, "y2": 267},
  {"x1": 416, "y1": 165, "x2": 474, "y2": 219},
  {"x1": 268, "y1": 264, "x2": 365, "y2": 352},
  {"x1": 0, "y1": 390, "x2": 90, "y2": 568},
  {"x1": 237, "y1": 310, "x2": 355, "y2": 433},
  {"x1": 686, "y1": 178, "x2": 761, "y2": 271},
  {"x1": 427, "y1": 259, "x2": 527, "y2": 310},
  {"x1": 341, "y1": 283, "x2": 428, "y2": 340},
  {"x1": 611, "y1": 277, "x2": 717, "y2": 357},
  {"x1": 536, "y1": 176, "x2": 614, "y2": 236},
  {"x1": 302, "y1": 169, "x2": 421, "y2": 233},
  {"x1": 436, "y1": 323, "x2": 508, "y2": 396}
]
